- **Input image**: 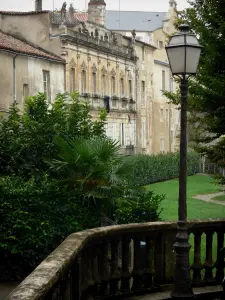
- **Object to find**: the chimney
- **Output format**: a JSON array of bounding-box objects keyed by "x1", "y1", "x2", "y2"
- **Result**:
[{"x1": 35, "y1": 0, "x2": 42, "y2": 12}]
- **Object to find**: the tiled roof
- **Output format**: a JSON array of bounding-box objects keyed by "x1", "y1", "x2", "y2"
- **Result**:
[
  {"x1": 52, "y1": 12, "x2": 81, "y2": 26},
  {"x1": 0, "y1": 10, "x2": 49, "y2": 15},
  {"x1": 0, "y1": 31, "x2": 64, "y2": 62}
]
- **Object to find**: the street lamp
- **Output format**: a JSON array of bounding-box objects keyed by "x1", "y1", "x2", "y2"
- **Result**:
[{"x1": 165, "y1": 24, "x2": 202, "y2": 298}]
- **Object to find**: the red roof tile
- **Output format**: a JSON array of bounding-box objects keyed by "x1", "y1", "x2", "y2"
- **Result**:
[
  {"x1": 74, "y1": 13, "x2": 88, "y2": 22},
  {"x1": 0, "y1": 31, "x2": 64, "y2": 62}
]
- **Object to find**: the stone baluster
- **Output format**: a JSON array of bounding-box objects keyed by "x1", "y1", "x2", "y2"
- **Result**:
[
  {"x1": 110, "y1": 239, "x2": 121, "y2": 295},
  {"x1": 216, "y1": 231, "x2": 224, "y2": 282},
  {"x1": 132, "y1": 236, "x2": 143, "y2": 291},
  {"x1": 99, "y1": 241, "x2": 110, "y2": 296},
  {"x1": 154, "y1": 233, "x2": 165, "y2": 284},
  {"x1": 204, "y1": 231, "x2": 214, "y2": 283},
  {"x1": 192, "y1": 231, "x2": 203, "y2": 285},
  {"x1": 144, "y1": 237, "x2": 154, "y2": 289},
  {"x1": 120, "y1": 236, "x2": 131, "y2": 293}
]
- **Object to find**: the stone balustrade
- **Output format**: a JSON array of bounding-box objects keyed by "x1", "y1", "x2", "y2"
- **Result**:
[{"x1": 6, "y1": 219, "x2": 225, "y2": 300}]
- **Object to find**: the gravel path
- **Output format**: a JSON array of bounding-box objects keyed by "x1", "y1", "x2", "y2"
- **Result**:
[{"x1": 193, "y1": 192, "x2": 225, "y2": 206}]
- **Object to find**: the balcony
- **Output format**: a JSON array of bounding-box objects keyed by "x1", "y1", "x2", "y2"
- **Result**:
[{"x1": 6, "y1": 220, "x2": 225, "y2": 300}]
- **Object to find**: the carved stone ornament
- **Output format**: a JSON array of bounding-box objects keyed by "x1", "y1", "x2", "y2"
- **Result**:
[
  {"x1": 61, "y1": 2, "x2": 67, "y2": 22},
  {"x1": 111, "y1": 68, "x2": 116, "y2": 76},
  {"x1": 81, "y1": 22, "x2": 89, "y2": 35},
  {"x1": 95, "y1": 28, "x2": 99, "y2": 38},
  {"x1": 111, "y1": 31, "x2": 118, "y2": 45},
  {"x1": 92, "y1": 63, "x2": 98, "y2": 73},
  {"x1": 81, "y1": 60, "x2": 87, "y2": 71},
  {"x1": 104, "y1": 33, "x2": 108, "y2": 41},
  {"x1": 120, "y1": 70, "x2": 125, "y2": 78},
  {"x1": 70, "y1": 58, "x2": 76, "y2": 68},
  {"x1": 101, "y1": 66, "x2": 107, "y2": 75}
]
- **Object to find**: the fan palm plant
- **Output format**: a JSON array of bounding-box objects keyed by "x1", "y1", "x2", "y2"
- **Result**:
[{"x1": 49, "y1": 136, "x2": 137, "y2": 219}]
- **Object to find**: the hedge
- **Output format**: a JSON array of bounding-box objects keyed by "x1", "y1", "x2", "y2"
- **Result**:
[{"x1": 132, "y1": 152, "x2": 200, "y2": 186}]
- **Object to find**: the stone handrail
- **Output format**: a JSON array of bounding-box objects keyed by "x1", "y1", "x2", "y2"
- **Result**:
[{"x1": 6, "y1": 219, "x2": 225, "y2": 300}]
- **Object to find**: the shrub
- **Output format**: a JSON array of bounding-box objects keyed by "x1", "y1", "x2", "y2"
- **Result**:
[
  {"x1": 0, "y1": 175, "x2": 101, "y2": 281},
  {"x1": 0, "y1": 92, "x2": 106, "y2": 178},
  {"x1": 131, "y1": 152, "x2": 200, "y2": 186},
  {"x1": 114, "y1": 190, "x2": 164, "y2": 224}
]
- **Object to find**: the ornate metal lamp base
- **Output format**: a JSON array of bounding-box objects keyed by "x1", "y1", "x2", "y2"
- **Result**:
[{"x1": 171, "y1": 221, "x2": 195, "y2": 298}]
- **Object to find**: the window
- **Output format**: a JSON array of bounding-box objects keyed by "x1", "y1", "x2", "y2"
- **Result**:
[
  {"x1": 142, "y1": 121, "x2": 146, "y2": 149},
  {"x1": 120, "y1": 123, "x2": 126, "y2": 146},
  {"x1": 142, "y1": 46, "x2": 145, "y2": 60},
  {"x1": 166, "y1": 109, "x2": 169, "y2": 126},
  {"x1": 160, "y1": 137, "x2": 165, "y2": 153},
  {"x1": 158, "y1": 40, "x2": 164, "y2": 49},
  {"x1": 112, "y1": 99, "x2": 117, "y2": 108},
  {"x1": 170, "y1": 76, "x2": 174, "y2": 92},
  {"x1": 141, "y1": 81, "x2": 145, "y2": 104},
  {"x1": 43, "y1": 70, "x2": 51, "y2": 102},
  {"x1": 160, "y1": 108, "x2": 164, "y2": 122},
  {"x1": 111, "y1": 76, "x2": 116, "y2": 95},
  {"x1": 70, "y1": 68, "x2": 75, "y2": 92},
  {"x1": 120, "y1": 78, "x2": 124, "y2": 97},
  {"x1": 92, "y1": 72, "x2": 97, "y2": 94},
  {"x1": 129, "y1": 79, "x2": 132, "y2": 98},
  {"x1": 112, "y1": 123, "x2": 117, "y2": 140},
  {"x1": 23, "y1": 84, "x2": 29, "y2": 103},
  {"x1": 171, "y1": 130, "x2": 174, "y2": 144},
  {"x1": 81, "y1": 70, "x2": 86, "y2": 94},
  {"x1": 170, "y1": 108, "x2": 173, "y2": 120},
  {"x1": 162, "y1": 70, "x2": 166, "y2": 91},
  {"x1": 102, "y1": 74, "x2": 106, "y2": 96}
]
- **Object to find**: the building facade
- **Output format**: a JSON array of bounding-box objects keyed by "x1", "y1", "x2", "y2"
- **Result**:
[
  {"x1": 0, "y1": 30, "x2": 65, "y2": 113},
  {"x1": 0, "y1": 0, "x2": 180, "y2": 154},
  {"x1": 105, "y1": 0, "x2": 180, "y2": 152}
]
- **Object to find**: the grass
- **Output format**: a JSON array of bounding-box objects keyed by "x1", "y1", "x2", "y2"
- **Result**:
[
  {"x1": 146, "y1": 174, "x2": 225, "y2": 266},
  {"x1": 146, "y1": 174, "x2": 225, "y2": 221},
  {"x1": 212, "y1": 194, "x2": 225, "y2": 201}
]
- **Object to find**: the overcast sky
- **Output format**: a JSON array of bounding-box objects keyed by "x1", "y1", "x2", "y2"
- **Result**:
[{"x1": 0, "y1": 0, "x2": 189, "y2": 12}]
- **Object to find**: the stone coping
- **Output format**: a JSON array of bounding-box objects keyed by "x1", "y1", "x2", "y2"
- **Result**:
[{"x1": 6, "y1": 219, "x2": 225, "y2": 300}]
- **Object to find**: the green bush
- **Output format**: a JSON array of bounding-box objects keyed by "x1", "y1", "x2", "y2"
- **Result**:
[
  {"x1": 131, "y1": 152, "x2": 200, "y2": 186},
  {"x1": 0, "y1": 175, "x2": 101, "y2": 281},
  {"x1": 115, "y1": 190, "x2": 164, "y2": 224}
]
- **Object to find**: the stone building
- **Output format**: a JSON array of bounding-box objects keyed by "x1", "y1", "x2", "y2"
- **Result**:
[
  {"x1": 0, "y1": 30, "x2": 65, "y2": 113},
  {"x1": 0, "y1": 0, "x2": 180, "y2": 154},
  {"x1": 105, "y1": 0, "x2": 180, "y2": 152},
  {"x1": 0, "y1": 0, "x2": 157, "y2": 155}
]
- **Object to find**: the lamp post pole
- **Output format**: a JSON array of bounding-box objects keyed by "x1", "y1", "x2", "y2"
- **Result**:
[
  {"x1": 165, "y1": 24, "x2": 202, "y2": 298},
  {"x1": 171, "y1": 76, "x2": 194, "y2": 298}
]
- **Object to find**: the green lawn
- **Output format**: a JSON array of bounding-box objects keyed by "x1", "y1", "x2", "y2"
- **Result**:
[
  {"x1": 212, "y1": 194, "x2": 225, "y2": 201},
  {"x1": 146, "y1": 174, "x2": 225, "y2": 221},
  {"x1": 146, "y1": 174, "x2": 225, "y2": 265}
]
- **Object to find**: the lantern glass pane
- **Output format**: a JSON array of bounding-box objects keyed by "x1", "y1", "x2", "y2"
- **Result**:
[
  {"x1": 186, "y1": 34, "x2": 199, "y2": 45},
  {"x1": 186, "y1": 46, "x2": 201, "y2": 74},
  {"x1": 166, "y1": 46, "x2": 185, "y2": 74},
  {"x1": 169, "y1": 34, "x2": 185, "y2": 46}
]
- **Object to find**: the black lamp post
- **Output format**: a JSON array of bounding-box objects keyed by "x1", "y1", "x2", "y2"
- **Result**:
[{"x1": 165, "y1": 24, "x2": 202, "y2": 298}]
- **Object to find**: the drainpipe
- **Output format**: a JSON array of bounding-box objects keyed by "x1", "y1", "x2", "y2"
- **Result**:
[{"x1": 13, "y1": 55, "x2": 18, "y2": 103}]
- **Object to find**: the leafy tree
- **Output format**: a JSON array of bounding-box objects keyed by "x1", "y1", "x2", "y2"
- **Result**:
[
  {"x1": 165, "y1": 0, "x2": 225, "y2": 169},
  {"x1": 0, "y1": 175, "x2": 101, "y2": 280},
  {"x1": 0, "y1": 92, "x2": 106, "y2": 178}
]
